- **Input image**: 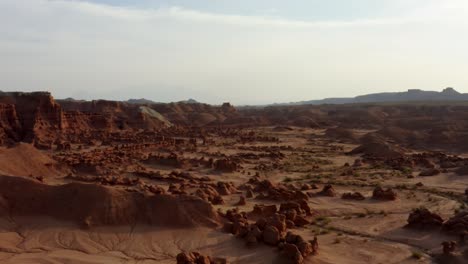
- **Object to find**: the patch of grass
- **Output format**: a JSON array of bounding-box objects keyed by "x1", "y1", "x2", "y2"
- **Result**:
[
  {"x1": 400, "y1": 166, "x2": 413, "y2": 174},
  {"x1": 314, "y1": 216, "x2": 332, "y2": 226}
]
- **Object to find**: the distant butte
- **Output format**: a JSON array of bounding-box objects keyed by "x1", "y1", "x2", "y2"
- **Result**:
[{"x1": 278, "y1": 87, "x2": 468, "y2": 105}]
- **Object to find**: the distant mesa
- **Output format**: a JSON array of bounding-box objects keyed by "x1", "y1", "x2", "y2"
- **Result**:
[
  {"x1": 178, "y1": 98, "x2": 200, "y2": 104},
  {"x1": 282, "y1": 87, "x2": 468, "y2": 105},
  {"x1": 61, "y1": 97, "x2": 86, "y2": 102},
  {"x1": 126, "y1": 98, "x2": 200, "y2": 105},
  {"x1": 126, "y1": 98, "x2": 160, "y2": 105}
]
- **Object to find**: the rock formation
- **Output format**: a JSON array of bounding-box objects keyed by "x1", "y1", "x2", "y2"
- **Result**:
[
  {"x1": 407, "y1": 208, "x2": 444, "y2": 229},
  {"x1": 372, "y1": 187, "x2": 397, "y2": 201}
]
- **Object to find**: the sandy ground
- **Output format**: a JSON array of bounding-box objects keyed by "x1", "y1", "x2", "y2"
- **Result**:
[
  {"x1": 0, "y1": 217, "x2": 277, "y2": 264},
  {"x1": 0, "y1": 127, "x2": 467, "y2": 263},
  {"x1": 0, "y1": 143, "x2": 69, "y2": 178}
]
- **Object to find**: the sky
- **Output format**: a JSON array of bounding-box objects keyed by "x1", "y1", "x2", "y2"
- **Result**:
[{"x1": 1, "y1": 0, "x2": 468, "y2": 104}]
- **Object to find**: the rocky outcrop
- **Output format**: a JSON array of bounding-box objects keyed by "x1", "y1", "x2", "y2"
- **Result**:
[
  {"x1": 348, "y1": 140, "x2": 404, "y2": 159},
  {"x1": 407, "y1": 208, "x2": 444, "y2": 229},
  {"x1": 341, "y1": 192, "x2": 365, "y2": 201},
  {"x1": 419, "y1": 168, "x2": 441, "y2": 177},
  {"x1": 263, "y1": 225, "x2": 281, "y2": 245},
  {"x1": 441, "y1": 241, "x2": 457, "y2": 255},
  {"x1": 214, "y1": 158, "x2": 241, "y2": 172},
  {"x1": 317, "y1": 185, "x2": 336, "y2": 197},
  {"x1": 176, "y1": 252, "x2": 228, "y2": 264},
  {"x1": 372, "y1": 187, "x2": 397, "y2": 201},
  {"x1": 443, "y1": 211, "x2": 468, "y2": 236},
  {"x1": 0, "y1": 91, "x2": 65, "y2": 144},
  {"x1": 0, "y1": 104, "x2": 21, "y2": 145},
  {"x1": 249, "y1": 179, "x2": 309, "y2": 201},
  {"x1": 222, "y1": 206, "x2": 317, "y2": 263}
]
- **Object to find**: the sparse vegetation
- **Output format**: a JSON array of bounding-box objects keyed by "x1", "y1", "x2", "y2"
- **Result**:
[
  {"x1": 356, "y1": 212, "x2": 366, "y2": 218},
  {"x1": 314, "y1": 216, "x2": 332, "y2": 226},
  {"x1": 411, "y1": 251, "x2": 423, "y2": 259}
]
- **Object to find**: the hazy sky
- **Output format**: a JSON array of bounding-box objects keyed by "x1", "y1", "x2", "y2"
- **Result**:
[{"x1": 1, "y1": 0, "x2": 468, "y2": 104}]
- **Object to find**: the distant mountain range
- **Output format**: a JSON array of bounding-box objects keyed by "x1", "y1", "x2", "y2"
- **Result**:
[
  {"x1": 126, "y1": 98, "x2": 161, "y2": 105},
  {"x1": 60, "y1": 97, "x2": 201, "y2": 105},
  {"x1": 280, "y1": 87, "x2": 468, "y2": 105},
  {"x1": 125, "y1": 98, "x2": 200, "y2": 105},
  {"x1": 58, "y1": 88, "x2": 468, "y2": 106}
]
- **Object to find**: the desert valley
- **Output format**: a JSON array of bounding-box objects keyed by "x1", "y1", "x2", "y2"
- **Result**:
[{"x1": 0, "y1": 90, "x2": 467, "y2": 263}]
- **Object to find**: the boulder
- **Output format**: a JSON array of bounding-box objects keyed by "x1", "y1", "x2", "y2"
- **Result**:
[
  {"x1": 282, "y1": 243, "x2": 304, "y2": 264},
  {"x1": 341, "y1": 192, "x2": 365, "y2": 200},
  {"x1": 318, "y1": 184, "x2": 336, "y2": 197},
  {"x1": 263, "y1": 225, "x2": 281, "y2": 245},
  {"x1": 372, "y1": 187, "x2": 397, "y2": 201},
  {"x1": 407, "y1": 208, "x2": 444, "y2": 229},
  {"x1": 419, "y1": 168, "x2": 440, "y2": 177}
]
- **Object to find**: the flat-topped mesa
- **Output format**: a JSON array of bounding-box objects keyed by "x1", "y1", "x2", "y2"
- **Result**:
[
  {"x1": 0, "y1": 91, "x2": 66, "y2": 144},
  {"x1": 0, "y1": 91, "x2": 52, "y2": 97},
  {"x1": 0, "y1": 91, "x2": 180, "y2": 146},
  {"x1": 58, "y1": 99, "x2": 126, "y2": 112},
  {"x1": 59, "y1": 98, "x2": 175, "y2": 132}
]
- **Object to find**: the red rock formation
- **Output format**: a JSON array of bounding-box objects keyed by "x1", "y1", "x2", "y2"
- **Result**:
[
  {"x1": 443, "y1": 211, "x2": 468, "y2": 236},
  {"x1": 0, "y1": 104, "x2": 21, "y2": 145},
  {"x1": 214, "y1": 158, "x2": 241, "y2": 172},
  {"x1": 0, "y1": 175, "x2": 219, "y2": 227},
  {"x1": 282, "y1": 243, "x2": 304, "y2": 264},
  {"x1": 317, "y1": 185, "x2": 336, "y2": 197},
  {"x1": 419, "y1": 168, "x2": 441, "y2": 177},
  {"x1": 176, "y1": 252, "x2": 228, "y2": 264},
  {"x1": 372, "y1": 187, "x2": 397, "y2": 201},
  {"x1": 194, "y1": 184, "x2": 225, "y2": 205},
  {"x1": 263, "y1": 225, "x2": 281, "y2": 245},
  {"x1": 249, "y1": 178, "x2": 308, "y2": 201},
  {"x1": 0, "y1": 92, "x2": 65, "y2": 144},
  {"x1": 249, "y1": 204, "x2": 278, "y2": 218},
  {"x1": 441, "y1": 241, "x2": 457, "y2": 255},
  {"x1": 341, "y1": 192, "x2": 365, "y2": 200},
  {"x1": 235, "y1": 196, "x2": 246, "y2": 206},
  {"x1": 407, "y1": 208, "x2": 444, "y2": 229}
]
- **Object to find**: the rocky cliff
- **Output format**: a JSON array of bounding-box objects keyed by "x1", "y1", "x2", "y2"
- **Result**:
[{"x1": 0, "y1": 91, "x2": 65, "y2": 145}]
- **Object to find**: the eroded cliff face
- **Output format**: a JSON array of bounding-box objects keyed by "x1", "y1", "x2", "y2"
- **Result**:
[
  {"x1": 0, "y1": 104, "x2": 21, "y2": 144},
  {"x1": 0, "y1": 92, "x2": 241, "y2": 146},
  {"x1": 58, "y1": 99, "x2": 168, "y2": 132},
  {"x1": 0, "y1": 92, "x2": 175, "y2": 146},
  {"x1": 3, "y1": 90, "x2": 468, "y2": 151},
  {"x1": 0, "y1": 92, "x2": 65, "y2": 145}
]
